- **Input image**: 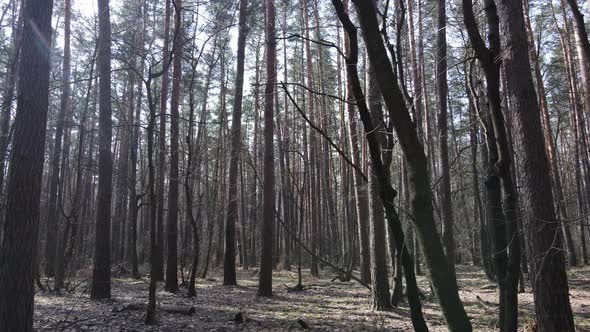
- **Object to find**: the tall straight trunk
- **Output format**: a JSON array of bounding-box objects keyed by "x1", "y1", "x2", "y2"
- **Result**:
[
  {"x1": 301, "y1": 0, "x2": 320, "y2": 277},
  {"x1": 126, "y1": 0, "x2": 145, "y2": 277},
  {"x1": 185, "y1": 39, "x2": 200, "y2": 297},
  {"x1": 91, "y1": 0, "x2": 113, "y2": 300},
  {"x1": 213, "y1": 49, "x2": 228, "y2": 269},
  {"x1": 313, "y1": 0, "x2": 336, "y2": 263},
  {"x1": 367, "y1": 66, "x2": 393, "y2": 311},
  {"x1": 435, "y1": 0, "x2": 456, "y2": 277},
  {"x1": 156, "y1": 0, "x2": 172, "y2": 282},
  {"x1": 112, "y1": 79, "x2": 131, "y2": 264},
  {"x1": 280, "y1": 2, "x2": 292, "y2": 270},
  {"x1": 0, "y1": 0, "x2": 53, "y2": 330},
  {"x1": 165, "y1": 0, "x2": 182, "y2": 293},
  {"x1": 342, "y1": 0, "x2": 370, "y2": 285},
  {"x1": 258, "y1": 0, "x2": 276, "y2": 297},
  {"x1": 414, "y1": 0, "x2": 424, "y2": 277},
  {"x1": 406, "y1": 0, "x2": 423, "y2": 141},
  {"x1": 45, "y1": 0, "x2": 71, "y2": 277},
  {"x1": 345, "y1": 1, "x2": 472, "y2": 330},
  {"x1": 127, "y1": 76, "x2": 142, "y2": 277},
  {"x1": 494, "y1": 0, "x2": 575, "y2": 329},
  {"x1": 146, "y1": 85, "x2": 158, "y2": 324},
  {"x1": 224, "y1": 0, "x2": 248, "y2": 286}
]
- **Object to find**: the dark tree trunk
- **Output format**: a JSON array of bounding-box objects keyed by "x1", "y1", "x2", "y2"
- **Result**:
[
  {"x1": 332, "y1": 1, "x2": 429, "y2": 330},
  {"x1": 156, "y1": 0, "x2": 172, "y2": 282},
  {"x1": 224, "y1": 0, "x2": 248, "y2": 286},
  {"x1": 45, "y1": 0, "x2": 72, "y2": 278},
  {"x1": 258, "y1": 0, "x2": 276, "y2": 298},
  {"x1": 494, "y1": 0, "x2": 575, "y2": 330},
  {"x1": 126, "y1": 0, "x2": 146, "y2": 278},
  {"x1": 436, "y1": 0, "x2": 456, "y2": 278},
  {"x1": 165, "y1": 0, "x2": 182, "y2": 293},
  {"x1": 344, "y1": 0, "x2": 472, "y2": 330},
  {"x1": 367, "y1": 65, "x2": 392, "y2": 311},
  {"x1": 53, "y1": 0, "x2": 72, "y2": 291},
  {"x1": 91, "y1": 0, "x2": 113, "y2": 300},
  {"x1": 0, "y1": 0, "x2": 53, "y2": 330},
  {"x1": 342, "y1": 0, "x2": 371, "y2": 286}
]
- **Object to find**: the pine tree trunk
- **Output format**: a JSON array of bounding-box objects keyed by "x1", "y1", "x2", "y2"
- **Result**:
[
  {"x1": 494, "y1": 0, "x2": 575, "y2": 329},
  {"x1": 435, "y1": 0, "x2": 456, "y2": 278},
  {"x1": 224, "y1": 0, "x2": 248, "y2": 286},
  {"x1": 165, "y1": 0, "x2": 182, "y2": 293},
  {"x1": 91, "y1": 0, "x2": 113, "y2": 300},
  {"x1": 156, "y1": 0, "x2": 172, "y2": 282},
  {"x1": 346, "y1": 0, "x2": 471, "y2": 330},
  {"x1": 0, "y1": 0, "x2": 53, "y2": 329},
  {"x1": 258, "y1": 0, "x2": 276, "y2": 297}
]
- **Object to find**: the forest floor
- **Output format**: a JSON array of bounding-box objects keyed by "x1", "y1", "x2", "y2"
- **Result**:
[{"x1": 33, "y1": 264, "x2": 590, "y2": 331}]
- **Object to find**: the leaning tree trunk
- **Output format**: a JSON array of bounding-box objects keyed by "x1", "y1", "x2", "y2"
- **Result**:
[
  {"x1": 345, "y1": 0, "x2": 472, "y2": 330},
  {"x1": 523, "y1": 0, "x2": 576, "y2": 266},
  {"x1": 494, "y1": 0, "x2": 576, "y2": 330},
  {"x1": 333, "y1": 1, "x2": 430, "y2": 330}
]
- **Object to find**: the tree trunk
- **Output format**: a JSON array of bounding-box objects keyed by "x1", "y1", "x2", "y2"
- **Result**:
[
  {"x1": 156, "y1": 0, "x2": 172, "y2": 282},
  {"x1": 165, "y1": 0, "x2": 182, "y2": 293},
  {"x1": 0, "y1": 0, "x2": 53, "y2": 329},
  {"x1": 346, "y1": 1, "x2": 472, "y2": 330},
  {"x1": 91, "y1": 0, "x2": 113, "y2": 300},
  {"x1": 367, "y1": 65, "x2": 393, "y2": 311},
  {"x1": 53, "y1": 0, "x2": 72, "y2": 291},
  {"x1": 224, "y1": 0, "x2": 248, "y2": 286},
  {"x1": 436, "y1": 0, "x2": 456, "y2": 279},
  {"x1": 45, "y1": 0, "x2": 72, "y2": 278},
  {"x1": 258, "y1": 0, "x2": 276, "y2": 297},
  {"x1": 333, "y1": 2, "x2": 430, "y2": 330},
  {"x1": 342, "y1": 0, "x2": 371, "y2": 286},
  {"x1": 494, "y1": 0, "x2": 575, "y2": 329}
]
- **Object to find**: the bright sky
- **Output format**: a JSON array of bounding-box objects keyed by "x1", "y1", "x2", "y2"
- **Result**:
[{"x1": 76, "y1": 0, "x2": 97, "y2": 17}]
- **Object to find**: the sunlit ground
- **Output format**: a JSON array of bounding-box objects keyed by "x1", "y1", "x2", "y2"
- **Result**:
[{"x1": 33, "y1": 265, "x2": 590, "y2": 331}]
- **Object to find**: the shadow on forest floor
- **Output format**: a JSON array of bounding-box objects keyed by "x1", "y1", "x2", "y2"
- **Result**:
[{"x1": 33, "y1": 264, "x2": 590, "y2": 331}]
